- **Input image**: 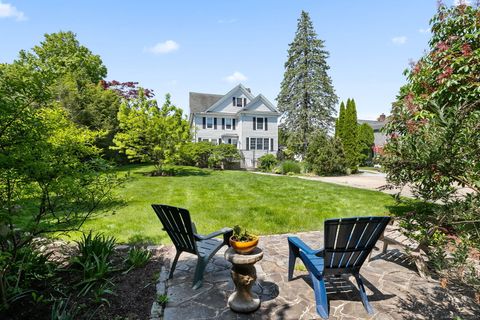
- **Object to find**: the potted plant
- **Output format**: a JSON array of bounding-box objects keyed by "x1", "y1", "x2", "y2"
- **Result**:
[{"x1": 229, "y1": 225, "x2": 259, "y2": 254}]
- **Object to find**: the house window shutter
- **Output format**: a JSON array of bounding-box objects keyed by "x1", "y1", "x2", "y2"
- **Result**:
[
  {"x1": 253, "y1": 117, "x2": 256, "y2": 130},
  {"x1": 244, "y1": 98, "x2": 247, "y2": 106},
  {"x1": 270, "y1": 138, "x2": 274, "y2": 151},
  {"x1": 198, "y1": 137, "x2": 202, "y2": 142},
  {"x1": 233, "y1": 119, "x2": 236, "y2": 130},
  {"x1": 214, "y1": 118, "x2": 217, "y2": 130},
  {"x1": 222, "y1": 118, "x2": 225, "y2": 130},
  {"x1": 246, "y1": 137, "x2": 250, "y2": 150},
  {"x1": 202, "y1": 117, "x2": 206, "y2": 129},
  {"x1": 264, "y1": 118, "x2": 268, "y2": 131},
  {"x1": 233, "y1": 97, "x2": 236, "y2": 106},
  {"x1": 218, "y1": 138, "x2": 222, "y2": 144}
]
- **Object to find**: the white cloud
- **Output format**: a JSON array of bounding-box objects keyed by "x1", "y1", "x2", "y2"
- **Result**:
[
  {"x1": 0, "y1": 1, "x2": 27, "y2": 21},
  {"x1": 453, "y1": 0, "x2": 471, "y2": 6},
  {"x1": 146, "y1": 40, "x2": 179, "y2": 54},
  {"x1": 218, "y1": 18, "x2": 238, "y2": 24},
  {"x1": 392, "y1": 36, "x2": 407, "y2": 45},
  {"x1": 418, "y1": 28, "x2": 430, "y2": 34},
  {"x1": 224, "y1": 71, "x2": 247, "y2": 83}
]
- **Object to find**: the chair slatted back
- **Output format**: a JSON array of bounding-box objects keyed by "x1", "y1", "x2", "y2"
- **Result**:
[
  {"x1": 152, "y1": 204, "x2": 197, "y2": 254},
  {"x1": 324, "y1": 216, "x2": 390, "y2": 271}
]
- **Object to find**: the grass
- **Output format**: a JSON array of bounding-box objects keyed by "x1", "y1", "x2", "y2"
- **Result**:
[{"x1": 74, "y1": 164, "x2": 398, "y2": 244}]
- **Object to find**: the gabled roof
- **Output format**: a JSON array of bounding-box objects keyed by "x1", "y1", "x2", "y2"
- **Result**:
[
  {"x1": 357, "y1": 119, "x2": 387, "y2": 131},
  {"x1": 204, "y1": 83, "x2": 255, "y2": 113},
  {"x1": 239, "y1": 93, "x2": 280, "y2": 114},
  {"x1": 189, "y1": 92, "x2": 223, "y2": 114}
]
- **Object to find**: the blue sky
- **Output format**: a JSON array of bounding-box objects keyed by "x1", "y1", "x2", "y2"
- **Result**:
[{"x1": 0, "y1": 1, "x2": 462, "y2": 119}]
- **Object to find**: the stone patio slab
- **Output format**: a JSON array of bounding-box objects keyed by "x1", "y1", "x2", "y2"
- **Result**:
[{"x1": 156, "y1": 231, "x2": 479, "y2": 319}]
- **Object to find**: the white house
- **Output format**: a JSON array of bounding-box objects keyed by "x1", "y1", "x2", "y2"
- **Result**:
[{"x1": 189, "y1": 84, "x2": 281, "y2": 168}]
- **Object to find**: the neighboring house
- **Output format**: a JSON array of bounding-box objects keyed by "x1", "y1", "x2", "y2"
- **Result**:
[
  {"x1": 357, "y1": 113, "x2": 388, "y2": 156},
  {"x1": 189, "y1": 84, "x2": 281, "y2": 168}
]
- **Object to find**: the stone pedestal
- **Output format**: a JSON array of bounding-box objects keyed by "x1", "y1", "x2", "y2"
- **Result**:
[{"x1": 224, "y1": 247, "x2": 263, "y2": 313}]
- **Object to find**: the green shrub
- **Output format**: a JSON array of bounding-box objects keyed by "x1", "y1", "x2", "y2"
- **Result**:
[
  {"x1": 305, "y1": 132, "x2": 346, "y2": 176},
  {"x1": 208, "y1": 144, "x2": 241, "y2": 169},
  {"x1": 258, "y1": 154, "x2": 277, "y2": 172},
  {"x1": 280, "y1": 160, "x2": 301, "y2": 175}
]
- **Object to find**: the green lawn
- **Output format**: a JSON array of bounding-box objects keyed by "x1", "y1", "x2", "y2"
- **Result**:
[{"x1": 77, "y1": 165, "x2": 397, "y2": 244}]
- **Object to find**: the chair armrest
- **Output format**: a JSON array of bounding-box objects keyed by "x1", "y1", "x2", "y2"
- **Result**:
[
  {"x1": 194, "y1": 227, "x2": 233, "y2": 241},
  {"x1": 288, "y1": 236, "x2": 323, "y2": 255}
]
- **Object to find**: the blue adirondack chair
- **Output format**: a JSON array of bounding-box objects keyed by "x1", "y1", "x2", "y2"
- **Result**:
[
  {"x1": 288, "y1": 216, "x2": 391, "y2": 319},
  {"x1": 152, "y1": 204, "x2": 233, "y2": 289}
]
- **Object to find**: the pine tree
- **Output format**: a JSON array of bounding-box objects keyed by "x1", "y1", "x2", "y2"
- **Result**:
[
  {"x1": 334, "y1": 101, "x2": 346, "y2": 139},
  {"x1": 277, "y1": 10, "x2": 338, "y2": 156},
  {"x1": 342, "y1": 99, "x2": 360, "y2": 171}
]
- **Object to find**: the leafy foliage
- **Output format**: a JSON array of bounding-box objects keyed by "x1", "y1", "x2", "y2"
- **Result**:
[
  {"x1": 0, "y1": 32, "x2": 120, "y2": 311},
  {"x1": 383, "y1": 2, "x2": 480, "y2": 264},
  {"x1": 258, "y1": 154, "x2": 278, "y2": 172},
  {"x1": 279, "y1": 160, "x2": 301, "y2": 175},
  {"x1": 232, "y1": 225, "x2": 256, "y2": 242},
  {"x1": 305, "y1": 131, "x2": 346, "y2": 176},
  {"x1": 125, "y1": 247, "x2": 152, "y2": 271},
  {"x1": 113, "y1": 92, "x2": 191, "y2": 175},
  {"x1": 70, "y1": 232, "x2": 117, "y2": 298},
  {"x1": 207, "y1": 144, "x2": 241, "y2": 169},
  {"x1": 277, "y1": 10, "x2": 338, "y2": 155}
]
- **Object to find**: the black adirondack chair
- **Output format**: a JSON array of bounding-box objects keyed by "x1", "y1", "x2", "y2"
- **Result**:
[
  {"x1": 288, "y1": 216, "x2": 391, "y2": 319},
  {"x1": 152, "y1": 204, "x2": 233, "y2": 289}
]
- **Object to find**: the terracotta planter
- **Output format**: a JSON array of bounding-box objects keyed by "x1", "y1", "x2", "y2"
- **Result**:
[{"x1": 229, "y1": 236, "x2": 259, "y2": 255}]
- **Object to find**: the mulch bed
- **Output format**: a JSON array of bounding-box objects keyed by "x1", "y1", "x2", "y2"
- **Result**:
[
  {"x1": 95, "y1": 247, "x2": 166, "y2": 320},
  {"x1": 0, "y1": 244, "x2": 167, "y2": 320}
]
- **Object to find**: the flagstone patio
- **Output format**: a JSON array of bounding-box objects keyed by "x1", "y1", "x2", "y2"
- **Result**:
[{"x1": 152, "y1": 231, "x2": 479, "y2": 320}]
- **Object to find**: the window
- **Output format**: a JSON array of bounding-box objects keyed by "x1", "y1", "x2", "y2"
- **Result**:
[
  {"x1": 264, "y1": 138, "x2": 269, "y2": 150},
  {"x1": 210, "y1": 139, "x2": 218, "y2": 145},
  {"x1": 236, "y1": 98, "x2": 243, "y2": 107},
  {"x1": 225, "y1": 118, "x2": 232, "y2": 130},
  {"x1": 206, "y1": 117, "x2": 213, "y2": 128},
  {"x1": 256, "y1": 138, "x2": 263, "y2": 150},
  {"x1": 250, "y1": 138, "x2": 256, "y2": 150},
  {"x1": 256, "y1": 117, "x2": 264, "y2": 130}
]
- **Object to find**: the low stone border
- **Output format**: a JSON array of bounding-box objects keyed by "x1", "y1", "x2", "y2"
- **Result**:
[{"x1": 150, "y1": 248, "x2": 171, "y2": 320}]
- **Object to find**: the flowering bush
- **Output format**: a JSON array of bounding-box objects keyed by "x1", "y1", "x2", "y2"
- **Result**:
[{"x1": 383, "y1": 1, "x2": 480, "y2": 249}]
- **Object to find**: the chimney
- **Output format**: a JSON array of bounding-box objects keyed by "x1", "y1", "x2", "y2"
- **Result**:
[
  {"x1": 377, "y1": 113, "x2": 386, "y2": 122},
  {"x1": 246, "y1": 88, "x2": 251, "y2": 93}
]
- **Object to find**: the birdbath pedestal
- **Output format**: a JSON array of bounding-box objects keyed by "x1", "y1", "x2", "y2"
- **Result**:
[{"x1": 224, "y1": 247, "x2": 264, "y2": 313}]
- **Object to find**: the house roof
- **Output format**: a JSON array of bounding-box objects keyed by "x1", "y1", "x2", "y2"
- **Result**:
[
  {"x1": 189, "y1": 92, "x2": 223, "y2": 114},
  {"x1": 189, "y1": 84, "x2": 279, "y2": 116},
  {"x1": 357, "y1": 119, "x2": 386, "y2": 131},
  {"x1": 239, "y1": 94, "x2": 280, "y2": 114},
  {"x1": 205, "y1": 84, "x2": 256, "y2": 113}
]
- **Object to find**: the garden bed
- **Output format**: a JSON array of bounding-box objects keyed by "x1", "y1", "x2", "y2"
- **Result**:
[{"x1": 0, "y1": 241, "x2": 167, "y2": 320}]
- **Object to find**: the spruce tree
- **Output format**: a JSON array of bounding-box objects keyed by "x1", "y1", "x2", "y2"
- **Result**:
[
  {"x1": 343, "y1": 99, "x2": 359, "y2": 172},
  {"x1": 277, "y1": 10, "x2": 338, "y2": 156}
]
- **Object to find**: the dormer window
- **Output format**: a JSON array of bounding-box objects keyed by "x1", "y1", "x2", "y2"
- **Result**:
[{"x1": 232, "y1": 97, "x2": 247, "y2": 107}]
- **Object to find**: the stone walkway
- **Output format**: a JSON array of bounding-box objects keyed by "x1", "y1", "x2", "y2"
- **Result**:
[{"x1": 157, "y1": 232, "x2": 479, "y2": 319}]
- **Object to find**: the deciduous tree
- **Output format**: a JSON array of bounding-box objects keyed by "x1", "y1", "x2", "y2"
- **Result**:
[{"x1": 113, "y1": 92, "x2": 191, "y2": 175}]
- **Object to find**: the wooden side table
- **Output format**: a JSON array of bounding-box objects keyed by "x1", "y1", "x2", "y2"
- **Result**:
[{"x1": 224, "y1": 247, "x2": 263, "y2": 313}]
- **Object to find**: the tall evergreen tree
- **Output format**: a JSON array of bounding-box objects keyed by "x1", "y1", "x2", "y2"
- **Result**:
[
  {"x1": 334, "y1": 101, "x2": 346, "y2": 139},
  {"x1": 277, "y1": 11, "x2": 338, "y2": 155},
  {"x1": 343, "y1": 99, "x2": 359, "y2": 171}
]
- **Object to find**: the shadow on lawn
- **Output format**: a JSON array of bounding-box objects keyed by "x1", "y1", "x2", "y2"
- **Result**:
[{"x1": 133, "y1": 166, "x2": 211, "y2": 177}]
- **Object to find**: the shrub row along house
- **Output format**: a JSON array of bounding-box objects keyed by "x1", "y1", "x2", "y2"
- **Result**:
[{"x1": 189, "y1": 84, "x2": 280, "y2": 168}]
